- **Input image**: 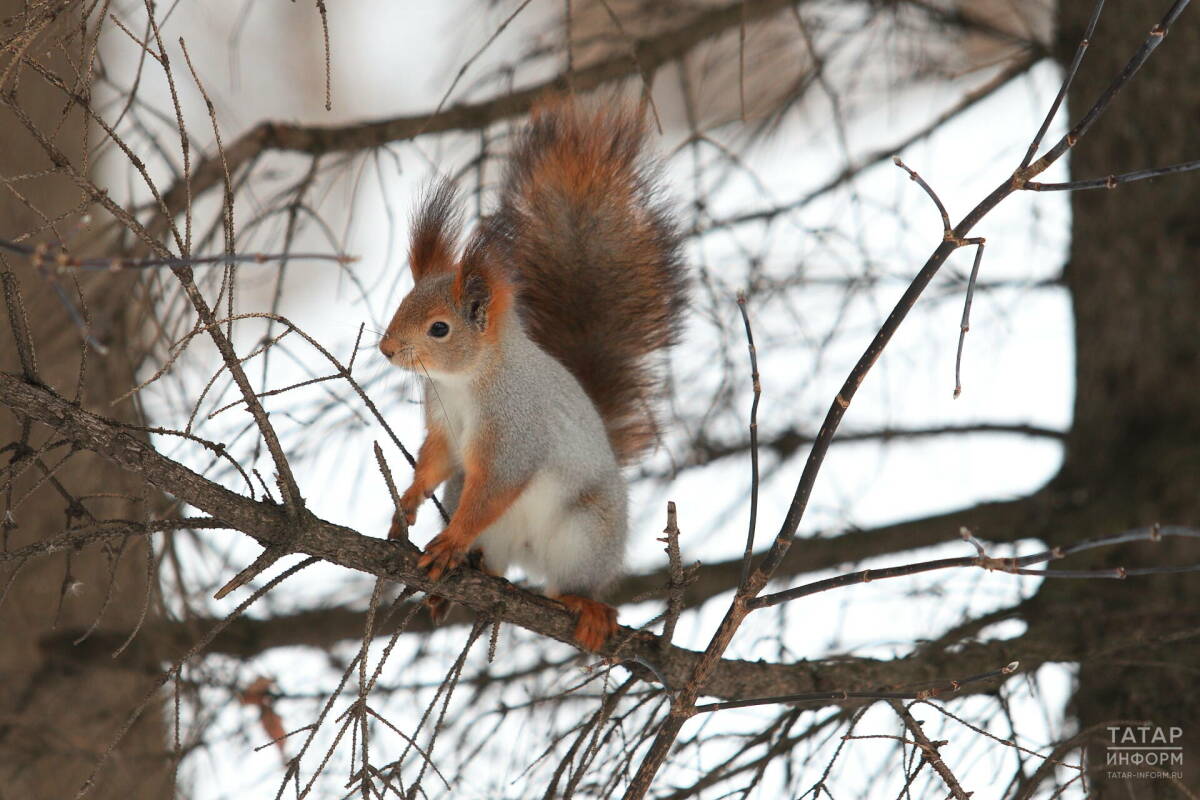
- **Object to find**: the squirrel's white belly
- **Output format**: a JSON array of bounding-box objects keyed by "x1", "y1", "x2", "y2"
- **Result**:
[{"x1": 475, "y1": 469, "x2": 584, "y2": 594}]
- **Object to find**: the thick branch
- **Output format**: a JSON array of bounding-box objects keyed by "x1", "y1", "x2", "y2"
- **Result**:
[
  {"x1": 0, "y1": 370, "x2": 1045, "y2": 703},
  {"x1": 36, "y1": 495, "x2": 1045, "y2": 654}
]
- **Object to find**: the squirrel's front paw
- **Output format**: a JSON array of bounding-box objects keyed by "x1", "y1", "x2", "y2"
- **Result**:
[
  {"x1": 418, "y1": 530, "x2": 469, "y2": 580},
  {"x1": 398, "y1": 488, "x2": 424, "y2": 526}
]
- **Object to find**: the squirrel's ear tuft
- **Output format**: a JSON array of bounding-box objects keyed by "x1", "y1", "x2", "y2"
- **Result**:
[
  {"x1": 459, "y1": 272, "x2": 491, "y2": 331},
  {"x1": 409, "y1": 179, "x2": 462, "y2": 281},
  {"x1": 454, "y1": 226, "x2": 512, "y2": 333}
]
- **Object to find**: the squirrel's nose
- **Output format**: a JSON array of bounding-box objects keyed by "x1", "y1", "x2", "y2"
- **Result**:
[{"x1": 379, "y1": 338, "x2": 399, "y2": 359}]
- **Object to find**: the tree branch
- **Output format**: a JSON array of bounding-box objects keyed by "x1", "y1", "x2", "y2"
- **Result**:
[
  {"x1": 0, "y1": 369, "x2": 1090, "y2": 705},
  {"x1": 889, "y1": 699, "x2": 971, "y2": 800},
  {"x1": 29, "y1": 495, "x2": 1044, "y2": 655}
]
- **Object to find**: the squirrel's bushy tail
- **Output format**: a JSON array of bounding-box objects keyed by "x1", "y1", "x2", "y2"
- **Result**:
[{"x1": 491, "y1": 99, "x2": 686, "y2": 465}]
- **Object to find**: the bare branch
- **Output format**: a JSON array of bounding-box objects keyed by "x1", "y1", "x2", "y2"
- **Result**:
[
  {"x1": 889, "y1": 699, "x2": 971, "y2": 800},
  {"x1": 1022, "y1": 158, "x2": 1200, "y2": 191}
]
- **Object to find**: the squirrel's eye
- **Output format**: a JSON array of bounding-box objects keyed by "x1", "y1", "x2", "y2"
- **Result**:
[{"x1": 427, "y1": 321, "x2": 450, "y2": 338}]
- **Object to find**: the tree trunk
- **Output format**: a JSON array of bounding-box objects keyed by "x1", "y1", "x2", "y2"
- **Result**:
[
  {"x1": 0, "y1": 6, "x2": 173, "y2": 798},
  {"x1": 1033, "y1": 1, "x2": 1200, "y2": 793}
]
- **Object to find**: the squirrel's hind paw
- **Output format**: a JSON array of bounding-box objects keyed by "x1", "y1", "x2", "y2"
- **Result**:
[
  {"x1": 556, "y1": 595, "x2": 617, "y2": 651},
  {"x1": 419, "y1": 531, "x2": 469, "y2": 580}
]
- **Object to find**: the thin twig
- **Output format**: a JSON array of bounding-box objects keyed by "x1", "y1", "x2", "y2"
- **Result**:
[
  {"x1": 953, "y1": 238, "x2": 985, "y2": 398},
  {"x1": 423, "y1": 0, "x2": 535, "y2": 134},
  {"x1": 749, "y1": 525, "x2": 1200, "y2": 610},
  {"x1": 1023, "y1": 158, "x2": 1200, "y2": 191},
  {"x1": 314, "y1": 0, "x2": 331, "y2": 111},
  {"x1": 658, "y1": 501, "x2": 684, "y2": 652},
  {"x1": 1019, "y1": 0, "x2": 1191, "y2": 180},
  {"x1": 889, "y1": 699, "x2": 971, "y2": 800},
  {"x1": 1019, "y1": 0, "x2": 1106, "y2": 169},
  {"x1": 373, "y1": 441, "x2": 406, "y2": 545},
  {"x1": 893, "y1": 157, "x2": 952, "y2": 237},
  {"x1": 735, "y1": 291, "x2": 761, "y2": 589}
]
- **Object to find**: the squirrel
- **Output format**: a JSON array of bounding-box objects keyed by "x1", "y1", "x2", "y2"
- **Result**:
[{"x1": 377, "y1": 99, "x2": 686, "y2": 651}]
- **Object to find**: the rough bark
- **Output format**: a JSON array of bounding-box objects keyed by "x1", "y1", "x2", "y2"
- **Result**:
[
  {"x1": 1032, "y1": 1, "x2": 1200, "y2": 794},
  {"x1": 0, "y1": 5, "x2": 172, "y2": 797}
]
